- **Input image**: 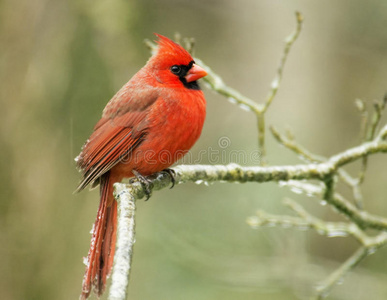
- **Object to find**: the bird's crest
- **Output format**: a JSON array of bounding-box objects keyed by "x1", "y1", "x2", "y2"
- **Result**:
[{"x1": 149, "y1": 33, "x2": 193, "y2": 68}]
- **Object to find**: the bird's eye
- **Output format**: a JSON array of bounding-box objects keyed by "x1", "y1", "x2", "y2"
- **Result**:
[{"x1": 170, "y1": 65, "x2": 181, "y2": 75}]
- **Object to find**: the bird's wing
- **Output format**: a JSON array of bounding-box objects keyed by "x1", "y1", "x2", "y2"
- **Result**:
[{"x1": 75, "y1": 89, "x2": 159, "y2": 192}]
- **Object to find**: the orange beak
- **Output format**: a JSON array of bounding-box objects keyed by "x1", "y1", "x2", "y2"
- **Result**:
[{"x1": 185, "y1": 64, "x2": 208, "y2": 82}]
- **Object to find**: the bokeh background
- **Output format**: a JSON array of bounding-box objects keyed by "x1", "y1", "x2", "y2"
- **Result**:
[{"x1": 1, "y1": 0, "x2": 387, "y2": 299}]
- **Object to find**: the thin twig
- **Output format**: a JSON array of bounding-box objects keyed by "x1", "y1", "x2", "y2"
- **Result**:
[
  {"x1": 262, "y1": 11, "x2": 303, "y2": 113},
  {"x1": 194, "y1": 57, "x2": 261, "y2": 113},
  {"x1": 270, "y1": 126, "x2": 326, "y2": 162},
  {"x1": 247, "y1": 198, "x2": 387, "y2": 299},
  {"x1": 358, "y1": 97, "x2": 386, "y2": 184},
  {"x1": 279, "y1": 180, "x2": 387, "y2": 231},
  {"x1": 355, "y1": 98, "x2": 368, "y2": 142},
  {"x1": 315, "y1": 247, "x2": 368, "y2": 299},
  {"x1": 316, "y1": 228, "x2": 387, "y2": 299},
  {"x1": 257, "y1": 11, "x2": 303, "y2": 158},
  {"x1": 248, "y1": 198, "x2": 370, "y2": 243}
]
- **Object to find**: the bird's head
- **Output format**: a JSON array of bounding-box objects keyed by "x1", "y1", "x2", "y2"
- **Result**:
[{"x1": 146, "y1": 34, "x2": 207, "y2": 90}]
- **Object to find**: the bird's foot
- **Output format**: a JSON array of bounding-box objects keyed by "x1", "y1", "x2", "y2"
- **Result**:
[
  {"x1": 162, "y1": 168, "x2": 176, "y2": 189},
  {"x1": 132, "y1": 170, "x2": 153, "y2": 200}
]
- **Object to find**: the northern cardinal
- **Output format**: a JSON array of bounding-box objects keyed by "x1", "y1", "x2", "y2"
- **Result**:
[{"x1": 75, "y1": 34, "x2": 207, "y2": 299}]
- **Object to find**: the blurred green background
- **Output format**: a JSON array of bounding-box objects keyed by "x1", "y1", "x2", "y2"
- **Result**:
[{"x1": 1, "y1": 0, "x2": 387, "y2": 299}]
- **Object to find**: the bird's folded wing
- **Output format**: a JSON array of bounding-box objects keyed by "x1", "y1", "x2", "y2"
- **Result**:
[{"x1": 75, "y1": 111, "x2": 150, "y2": 192}]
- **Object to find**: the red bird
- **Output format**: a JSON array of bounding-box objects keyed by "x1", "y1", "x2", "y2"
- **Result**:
[{"x1": 75, "y1": 34, "x2": 207, "y2": 299}]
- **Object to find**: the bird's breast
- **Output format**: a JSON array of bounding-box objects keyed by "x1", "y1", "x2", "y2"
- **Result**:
[{"x1": 129, "y1": 89, "x2": 206, "y2": 174}]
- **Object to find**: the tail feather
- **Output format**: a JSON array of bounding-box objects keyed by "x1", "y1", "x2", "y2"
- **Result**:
[
  {"x1": 81, "y1": 172, "x2": 118, "y2": 299},
  {"x1": 100, "y1": 200, "x2": 118, "y2": 288}
]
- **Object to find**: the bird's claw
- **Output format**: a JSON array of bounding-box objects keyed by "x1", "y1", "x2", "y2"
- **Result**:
[
  {"x1": 162, "y1": 168, "x2": 176, "y2": 189},
  {"x1": 132, "y1": 170, "x2": 153, "y2": 200}
]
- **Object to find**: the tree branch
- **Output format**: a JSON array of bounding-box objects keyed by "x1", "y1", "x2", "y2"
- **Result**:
[
  {"x1": 247, "y1": 198, "x2": 387, "y2": 299},
  {"x1": 108, "y1": 124, "x2": 386, "y2": 298},
  {"x1": 314, "y1": 241, "x2": 387, "y2": 300},
  {"x1": 117, "y1": 127, "x2": 387, "y2": 227},
  {"x1": 262, "y1": 11, "x2": 303, "y2": 113},
  {"x1": 271, "y1": 124, "x2": 387, "y2": 210},
  {"x1": 129, "y1": 129, "x2": 386, "y2": 194},
  {"x1": 108, "y1": 184, "x2": 137, "y2": 300},
  {"x1": 109, "y1": 15, "x2": 387, "y2": 300}
]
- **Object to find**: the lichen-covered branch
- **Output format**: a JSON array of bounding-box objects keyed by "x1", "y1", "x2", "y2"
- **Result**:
[
  {"x1": 119, "y1": 125, "x2": 387, "y2": 227},
  {"x1": 108, "y1": 184, "x2": 136, "y2": 300}
]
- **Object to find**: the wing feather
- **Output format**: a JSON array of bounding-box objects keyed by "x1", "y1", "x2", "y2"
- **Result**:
[{"x1": 75, "y1": 79, "x2": 160, "y2": 192}]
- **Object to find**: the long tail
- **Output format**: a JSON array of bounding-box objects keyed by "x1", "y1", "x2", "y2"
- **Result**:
[{"x1": 81, "y1": 172, "x2": 118, "y2": 299}]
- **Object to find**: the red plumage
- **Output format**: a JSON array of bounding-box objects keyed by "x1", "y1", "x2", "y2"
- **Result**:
[{"x1": 76, "y1": 34, "x2": 207, "y2": 299}]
